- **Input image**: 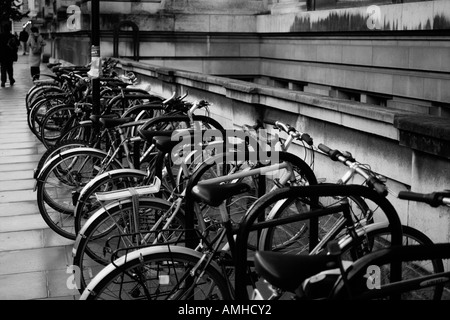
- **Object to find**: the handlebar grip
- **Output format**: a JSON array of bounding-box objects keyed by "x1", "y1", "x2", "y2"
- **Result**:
[
  {"x1": 398, "y1": 191, "x2": 442, "y2": 207},
  {"x1": 318, "y1": 143, "x2": 342, "y2": 161},
  {"x1": 367, "y1": 177, "x2": 388, "y2": 197},
  {"x1": 318, "y1": 143, "x2": 331, "y2": 154}
]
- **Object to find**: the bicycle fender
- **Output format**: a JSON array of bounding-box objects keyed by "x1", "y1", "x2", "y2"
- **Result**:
[
  {"x1": 35, "y1": 147, "x2": 115, "y2": 182},
  {"x1": 76, "y1": 168, "x2": 148, "y2": 204},
  {"x1": 73, "y1": 197, "x2": 173, "y2": 256},
  {"x1": 80, "y1": 245, "x2": 223, "y2": 299}
]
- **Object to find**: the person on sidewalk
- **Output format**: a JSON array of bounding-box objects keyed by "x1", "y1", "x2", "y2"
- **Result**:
[
  {"x1": 19, "y1": 27, "x2": 29, "y2": 55},
  {"x1": 0, "y1": 25, "x2": 19, "y2": 87},
  {"x1": 27, "y1": 27, "x2": 46, "y2": 81}
]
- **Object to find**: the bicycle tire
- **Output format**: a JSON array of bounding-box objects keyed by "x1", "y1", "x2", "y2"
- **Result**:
[
  {"x1": 80, "y1": 246, "x2": 231, "y2": 300},
  {"x1": 39, "y1": 103, "x2": 79, "y2": 148},
  {"x1": 184, "y1": 150, "x2": 318, "y2": 250},
  {"x1": 73, "y1": 169, "x2": 151, "y2": 235},
  {"x1": 29, "y1": 98, "x2": 67, "y2": 139},
  {"x1": 58, "y1": 121, "x2": 98, "y2": 145},
  {"x1": 35, "y1": 148, "x2": 123, "y2": 239},
  {"x1": 73, "y1": 197, "x2": 185, "y2": 293},
  {"x1": 26, "y1": 85, "x2": 64, "y2": 113},
  {"x1": 259, "y1": 194, "x2": 372, "y2": 255},
  {"x1": 34, "y1": 139, "x2": 90, "y2": 179},
  {"x1": 336, "y1": 224, "x2": 446, "y2": 300}
]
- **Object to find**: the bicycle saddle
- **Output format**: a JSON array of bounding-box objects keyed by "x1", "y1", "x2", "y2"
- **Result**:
[
  {"x1": 254, "y1": 251, "x2": 338, "y2": 292},
  {"x1": 153, "y1": 135, "x2": 182, "y2": 154},
  {"x1": 191, "y1": 182, "x2": 251, "y2": 207}
]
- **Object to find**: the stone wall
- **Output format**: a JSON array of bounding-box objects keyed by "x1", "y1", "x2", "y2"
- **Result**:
[
  {"x1": 48, "y1": 1, "x2": 450, "y2": 116},
  {"x1": 50, "y1": 29, "x2": 450, "y2": 117}
]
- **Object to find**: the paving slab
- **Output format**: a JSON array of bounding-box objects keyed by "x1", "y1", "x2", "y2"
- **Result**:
[
  {"x1": 0, "y1": 189, "x2": 37, "y2": 203},
  {"x1": 0, "y1": 179, "x2": 36, "y2": 191},
  {"x1": 0, "y1": 246, "x2": 68, "y2": 275},
  {"x1": 0, "y1": 271, "x2": 48, "y2": 300},
  {"x1": 0, "y1": 162, "x2": 37, "y2": 171},
  {"x1": 0, "y1": 170, "x2": 35, "y2": 181},
  {"x1": 0, "y1": 201, "x2": 39, "y2": 216},
  {"x1": 0, "y1": 214, "x2": 47, "y2": 232}
]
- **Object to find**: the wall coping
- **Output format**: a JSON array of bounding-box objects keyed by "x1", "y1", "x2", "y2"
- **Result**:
[
  {"x1": 118, "y1": 58, "x2": 449, "y2": 156},
  {"x1": 394, "y1": 114, "x2": 450, "y2": 159}
]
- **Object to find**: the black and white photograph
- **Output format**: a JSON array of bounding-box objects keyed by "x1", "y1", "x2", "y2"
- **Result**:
[{"x1": 0, "y1": 0, "x2": 449, "y2": 306}]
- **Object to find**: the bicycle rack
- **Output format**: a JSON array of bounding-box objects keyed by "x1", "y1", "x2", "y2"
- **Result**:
[{"x1": 113, "y1": 20, "x2": 140, "y2": 61}]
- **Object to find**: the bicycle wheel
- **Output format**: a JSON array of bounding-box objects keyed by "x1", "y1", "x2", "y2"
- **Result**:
[
  {"x1": 26, "y1": 85, "x2": 64, "y2": 113},
  {"x1": 184, "y1": 151, "x2": 318, "y2": 249},
  {"x1": 34, "y1": 139, "x2": 90, "y2": 178},
  {"x1": 35, "y1": 148, "x2": 123, "y2": 239},
  {"x1": 73, "y1": 197, "x2": 185, "y2": 293},
  {"x1": 28, "y1": 98, "x2": 66, "y2": 139},
  {"x1": 39, "y1": 104, "x2": 80, "y2": 148},
  {"x1": 337, "y1": 225, "x2": 446, "y2": 300},
  {"x1": 106, "y1": 94, "x2": 160, "y2": 116},
  {"x1": 73, "y1": 169, "x2": 151, "y2": 235},
  {"x1": 259, "y1": 194, "x2": 372, "y2": 255},
  {"x1": 80, "y1": 246, "x2": 231, "y2": 300},
  {"x1": 58, "y1": 121, "x2": 99, "y2": 146}
]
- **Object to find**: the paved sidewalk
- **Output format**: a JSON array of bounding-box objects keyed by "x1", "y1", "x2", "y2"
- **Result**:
[{"x1": 0, "y1": 55, "x2": 79, "y2": 300}]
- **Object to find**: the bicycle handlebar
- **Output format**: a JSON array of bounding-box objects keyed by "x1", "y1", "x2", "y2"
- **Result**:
[
  {"x1": 264, "y1": 119, "x2": 314, "y2": 146},
  {"x1": 318, "y1": 143, "x2": 388, "y2": 197},
  {"x1": 188, "y1": 100, "x2": 210, "y2": 119},
  {"x1": 398, "y1": 190, "x2": 450, "y2": 207},
  {"x1": 162, "y1": 92, "x2": 177, "y2": 104}
]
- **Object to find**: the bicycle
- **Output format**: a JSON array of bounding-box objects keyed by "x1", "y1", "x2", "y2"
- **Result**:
[
  {"x1": 239, "y1": 142, "x2": 444, "y2": 299},
  {"x1": 77, "y1": 168, "x2": 406, "y2": 301},
  {"x1": 253, "y1": 189, "x2": 450, "y2": 300}
]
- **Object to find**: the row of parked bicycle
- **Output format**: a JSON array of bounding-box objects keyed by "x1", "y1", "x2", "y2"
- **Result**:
[{"x1": 26, "y1": 58, "x2": 450, "y2": 300}]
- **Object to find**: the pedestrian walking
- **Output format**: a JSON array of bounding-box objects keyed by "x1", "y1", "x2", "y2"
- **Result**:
[
  {"x1": 26, "y1": 26, "x2": 46, "y2": 80},
  {"x1": 0, "y1": 24, "x2": 19, "y2": 87},
  {"x1": 19, "y1": 27, "x2": 29, "y2": 55}
]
